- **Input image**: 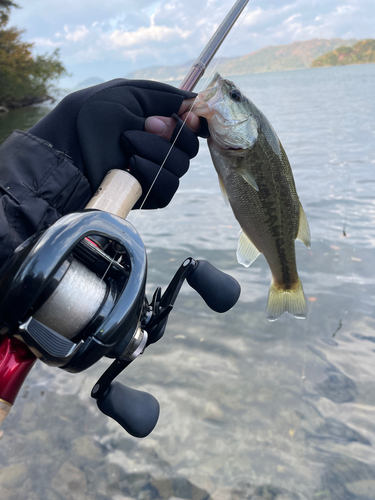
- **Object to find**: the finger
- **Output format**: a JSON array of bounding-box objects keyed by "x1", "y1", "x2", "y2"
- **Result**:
[
  {"x1": 170, "y1": 114, "x2": 199, "y2": 158},
  {"x1": 122, "y1": 130, "x2": 190, "y2": 176},
  {"x1": 178, "y1": 98, "x2": 196, "y2": 115},
  {"x1": 145, "y1": 111, "x2": 200, "y2": 140},
  {"x1": 129, "y1": 156, "x2": 179, "y2": 209},
  {"x1": 144, "y1": 116, "x2": 176, "y2": 141},
  {"x1": 178, "y1": 99, "x2": 201, "y2": 134},
  {"x1": 179, "y1": 110, "x2": 200, "y2": 134},
  {"x1": 180, "y1": 99, "x2": 209, "y2": 138}
]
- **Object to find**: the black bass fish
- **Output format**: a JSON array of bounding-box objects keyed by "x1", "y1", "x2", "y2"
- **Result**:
[{"x1": 191, "y1": 73, "x2": 310, "y2": 321}]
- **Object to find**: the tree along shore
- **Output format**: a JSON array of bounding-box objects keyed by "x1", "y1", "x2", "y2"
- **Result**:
[
  {"x1": 0, "y1": 1, "x2": 67, "y2": 111},
  {"x1": 311, "y1": 39, "x2": 375, "y2": 68}
]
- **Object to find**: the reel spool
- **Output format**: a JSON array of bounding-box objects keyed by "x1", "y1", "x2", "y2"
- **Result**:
[{"x1": 0, "y1": 210, "x2": 147, "y2": 371}]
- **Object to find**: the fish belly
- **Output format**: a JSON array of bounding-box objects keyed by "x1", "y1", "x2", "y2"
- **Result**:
[
  {"x1": 229, "y1": 171, "x2": 299, "y2": 284},
  {"x1": 209, "y1": 141, "x2": 306, "y2": 320},
  {"x1": 231, "y1": 177, "x2": 306, "y2": 321}
]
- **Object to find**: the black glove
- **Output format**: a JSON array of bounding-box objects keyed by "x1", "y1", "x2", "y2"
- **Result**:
[{"x1": 29, "y1": 79, "x2": 200, "y2": 209}]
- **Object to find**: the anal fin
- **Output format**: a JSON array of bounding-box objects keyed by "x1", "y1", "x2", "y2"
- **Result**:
[
  {"x1": 297, "y1": 202, "x2": 311, "y2": 248},
  {"x1": 237, "y1": 230, "x2": 261, "y2": 267}
]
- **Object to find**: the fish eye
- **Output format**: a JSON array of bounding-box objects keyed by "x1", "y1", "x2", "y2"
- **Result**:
[{"x1": 230, "y1": 89, "x2": 242, "y2": 102}]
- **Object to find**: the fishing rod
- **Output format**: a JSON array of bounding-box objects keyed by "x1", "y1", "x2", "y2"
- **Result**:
[
  {"x1": 180, "y1": 0, "x2": 249, "y2": 91},
  {"x1": 86, "y1": 0, "x2": 249, "y2": 216},
  {"x1": 0, "y1": 0, "x2": 248, "y2": 435},
  {"x1": 134, "y1": 0, "x2": 249, "y2": 213}
]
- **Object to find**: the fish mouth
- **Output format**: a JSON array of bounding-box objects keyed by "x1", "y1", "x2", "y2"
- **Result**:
[
  {"x1": 189, "y1": 84, "x2": 222, "y2": 117},
  {"x1": 189, "y1": 73, "x2": 224, "y2": 116},
  {"x1": 199, "y1": 85, "x2": 221, "y2": 103},
  {"x1": 205, "y1": 72, "x2": 224, "y2": 89}
]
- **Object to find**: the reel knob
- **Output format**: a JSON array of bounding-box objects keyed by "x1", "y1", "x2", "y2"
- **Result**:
[
  {"x1": 91, "y1": 256, "x2": 241, "y2": 438},
  {"x1": 187, "y1": 260, "x2": 241, "y2": 313},
  {"x1": 96, "y1": 382, "x2": 160, "y2": 438}
]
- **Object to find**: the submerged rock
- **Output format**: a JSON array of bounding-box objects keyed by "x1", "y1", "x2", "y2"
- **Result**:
[
  {"x1": 345, "y1": 479, "x2": 375, "y2": 497},
  {"x1": 0, "y1": 463, "x2": 28, "y2": 489},
  {"x1": 51, "y1": 462, "x2": 87, "y2": 499},
  {"x1": 306, "y1": 417, "x2": 371, "y2": 446},
  {"x1": 211, "y1": 482, "x2": 298, "y2": 500},
  {"x1": 72, "y1": 435, "x2": 102, "y2": 458},
  {"x1": 319, "y1": 457, "x2": 375, "y2": 500},
  {"x1": 316, "y1": 368, "x2": 358, "y2": 403}
]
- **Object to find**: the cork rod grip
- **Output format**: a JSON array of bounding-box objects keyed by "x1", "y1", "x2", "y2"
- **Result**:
[{"x1": 85, "y1": 170, "x2": 142, "y2": 219}]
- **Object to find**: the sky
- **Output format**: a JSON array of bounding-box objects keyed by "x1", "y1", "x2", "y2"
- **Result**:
[{"x1": 8, "y1": 0, "x2": 375, "y2": 88}]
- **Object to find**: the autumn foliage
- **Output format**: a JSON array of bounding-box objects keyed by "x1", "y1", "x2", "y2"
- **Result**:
[
  {"x1": 311, "y1": 39, "x2": 375, "y2": 68},
  {"x1": 0, "y1": 1, "x2": 67, "y2": 108}
]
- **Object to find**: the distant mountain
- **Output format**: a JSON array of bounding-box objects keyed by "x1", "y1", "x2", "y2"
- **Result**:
[
  {"x1": 74, "y1": 77, "x2": 105, "y2": 90},
  {"x1": 311, "y1": 39, "x2": 375, "y2": 67},
  {"x1": 124, "y1": 57, "x2": 233, "y2": 82},
  {"x1": 217, "y1": 38, "x2": 357, "y2": 75},
  {"x1": 124, "y1": 39, "x2": 358, "y2": 82}
]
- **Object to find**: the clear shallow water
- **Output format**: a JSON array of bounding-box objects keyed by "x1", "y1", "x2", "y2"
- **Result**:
[{"x1": 1, "y1": 64, "x2": 375, "y2": 500}]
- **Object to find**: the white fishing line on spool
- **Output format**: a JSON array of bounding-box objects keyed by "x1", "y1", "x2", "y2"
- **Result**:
[{"x1": 33, "y1": 258, "x2": 107, "y2": 339}]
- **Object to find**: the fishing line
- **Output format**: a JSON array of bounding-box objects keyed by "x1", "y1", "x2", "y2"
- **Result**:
[
  {"x1": 100, "y1": 251, "x2": 118, "y2": 283},
  {"x1": 194, "y1": 1, "x2": 251, "y2": 90},
  {"x1": 301, "y1": 299, "x2": 313, "y2": 389},
  {"x1": 131, "y1": 2, "x2": 251, "y2": 220},
  {"x1": 135, "y1": 105, "x2": 198, "y2": 214},
  {"x1": 342, "y1": 172, "x2": 350, "y2": 237}
]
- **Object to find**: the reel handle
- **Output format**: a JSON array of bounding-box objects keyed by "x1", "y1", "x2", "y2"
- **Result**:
[
  {"x1": 96, "y1": 382, "x2": 160, "y2": 438},
  {"x1": 188, "y1": 260, "x2": 241, "y2": 313}
]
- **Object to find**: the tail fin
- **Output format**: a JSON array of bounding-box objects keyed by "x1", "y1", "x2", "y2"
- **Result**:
[{"x1": 266, "y1": 278, "x2": 307, "y2": 322}]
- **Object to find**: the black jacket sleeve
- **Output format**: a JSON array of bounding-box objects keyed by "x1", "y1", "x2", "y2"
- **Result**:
[{"x1": 0, "y1": 130, "x2": 92, "y2": 277}]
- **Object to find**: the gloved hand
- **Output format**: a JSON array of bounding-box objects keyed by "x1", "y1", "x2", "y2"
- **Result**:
[{"x1": 29, "y1": 79, "x2": 201, "y2": 209}]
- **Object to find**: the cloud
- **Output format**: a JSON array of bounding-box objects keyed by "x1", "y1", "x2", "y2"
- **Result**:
[
  {"x1": 9, "y1": 0, "x2": 375, "y2": 87},
  {"x1": 242, "y1": 7, "x2": 266, "y2": 27},
  {"x1": 242, "y1": 4, "x2": 296, "y2": 27},
  {"x1": 335, "y1": 5, "x2": 357, "y2": 15},
  {"x1": 56, "y1": 11, "x2": 192, "y2": 65},
  {"x1": 64, "y1": 25, "x2": 90, "y2": 42},
  {"x1": 108, "y1": 14, "x2": 190, "y2": 49},
  {"x1": 271, "y1": 2, "x2": 363, "y2": 42},
  {"x1": 30, "y1": 37, "x2": 63, "y2": 48}
]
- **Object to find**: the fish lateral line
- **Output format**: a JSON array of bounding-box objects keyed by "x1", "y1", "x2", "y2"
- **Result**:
[{"x1": 196, "y1": 72, "x2": 310, "y2": 321}]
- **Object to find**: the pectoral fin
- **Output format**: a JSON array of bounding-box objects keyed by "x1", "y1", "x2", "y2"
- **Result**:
[
  {"x1": 237, "y1": 230, "x2": 261, "y2": 267},
  {"x1": 296, "y1": 202, "x2": 311, "y2": 248},
  {"x1": 218, "y1": 175, "x2": 229, "y2": 206},
  {"x1": 237, "y1": 167, "x2": 259, "y2": 191}
]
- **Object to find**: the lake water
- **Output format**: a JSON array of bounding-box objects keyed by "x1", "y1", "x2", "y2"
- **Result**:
[{"x1": 1, "y1": 64, "x2": 375, "y2": 500}]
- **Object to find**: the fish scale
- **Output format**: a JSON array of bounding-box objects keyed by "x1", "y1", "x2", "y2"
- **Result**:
[{"x1": 191, "y1": 73, "x2": 310, "y2": 321}]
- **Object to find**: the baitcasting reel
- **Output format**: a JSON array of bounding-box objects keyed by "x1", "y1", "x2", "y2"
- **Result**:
[{"x1": 0, "y1": 208, "x2": 240, "y2": 437}]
